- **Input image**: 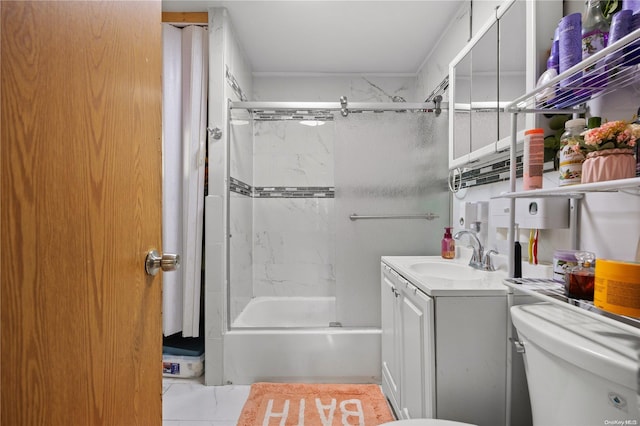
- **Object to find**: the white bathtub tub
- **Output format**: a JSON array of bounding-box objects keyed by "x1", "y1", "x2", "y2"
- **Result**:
[
  {"x1": 232, "y1": 296, "x2": 336, "y2": 328},
  {"x1": 224, "y1": 296, "x2": 381, "y2": 385}
]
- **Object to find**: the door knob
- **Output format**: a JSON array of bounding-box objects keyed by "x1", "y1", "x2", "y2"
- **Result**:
[{"x1": 145, "y1": 250, "x2": 180, "y2": 276}]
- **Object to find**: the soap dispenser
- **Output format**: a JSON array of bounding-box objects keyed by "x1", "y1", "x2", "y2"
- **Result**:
[{"x1": 441, "y1": 227, "x2": 455, "y2": 259}]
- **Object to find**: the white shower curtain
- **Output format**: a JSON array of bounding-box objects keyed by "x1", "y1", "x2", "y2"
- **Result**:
[{"x1": 162, "y1": 24, "x2": 208, "y2": 337}]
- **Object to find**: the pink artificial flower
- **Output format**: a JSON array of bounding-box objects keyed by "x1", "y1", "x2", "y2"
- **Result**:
[{"x1": 583, "y1": 120, "x2": 635, "y2": 148}]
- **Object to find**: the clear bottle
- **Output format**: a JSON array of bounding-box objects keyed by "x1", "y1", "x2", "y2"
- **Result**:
[
  {"x1": 582, "y1": 0, "x2": 610, "y2": 92},
  {"x1": 558, "y1": 118, "x2": 586, "y2": 186},
  {"x1": 582, "y1": 0, "x2": 609, "y2": 57},
  {"x1": 564, "y1": 251, "x2": 596, "y2": 300},
  {"x1": 441, "y1": 227, "x2": 455, "y2": 259}
]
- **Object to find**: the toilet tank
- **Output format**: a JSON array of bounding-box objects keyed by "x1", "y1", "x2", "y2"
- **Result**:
[{"x1": 511, "y1": 303, "x2": 639, "y2": 426}]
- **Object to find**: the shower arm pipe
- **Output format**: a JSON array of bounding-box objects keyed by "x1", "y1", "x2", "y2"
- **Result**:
[
  {"x1": 229, "y1": 100, "x2": 445, "y2": 113},
  {"x1": 349, "y1": 213, "x2": 439, "y2": 221}
]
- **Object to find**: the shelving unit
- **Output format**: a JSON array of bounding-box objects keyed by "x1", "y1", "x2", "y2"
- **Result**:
[
  {"x1": 499, "y1": 28, "x2": 640, "y2": 329},
  {"x1": 496, "y1": 176, "x2": 640, "y2": 198},
  {"x1": 503, "y1": 278, "x2": 640, "y2": 336},
  {"x1": 505, "y1": 28, "x2": 640, "y2": 113}
]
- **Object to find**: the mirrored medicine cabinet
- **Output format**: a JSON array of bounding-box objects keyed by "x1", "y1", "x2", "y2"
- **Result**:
[{"x1": 448, "y1": 0, "x2": 562, "y2": 169}]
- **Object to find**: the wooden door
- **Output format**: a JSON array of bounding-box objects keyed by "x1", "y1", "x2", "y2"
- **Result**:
[{"x1": 1, "y1": 1, "x2": 163, "y2": 425}]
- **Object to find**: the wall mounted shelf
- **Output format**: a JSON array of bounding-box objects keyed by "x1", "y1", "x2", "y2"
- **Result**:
[
  {"x1": 504, "y1": 278, "x2": 640, "y2": 336},
  {"x1": 505, "y1": 28, "x2": 640, "y2": 112},
  {"x1": 495, "y1": 177, "x2": 640, "y2": 199}
]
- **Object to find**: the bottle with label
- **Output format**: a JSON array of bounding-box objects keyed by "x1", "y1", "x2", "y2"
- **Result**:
[
  {"x1": 523, "y1": 128, "x2": 545, "y2": 190},
  {"x1": 441, "y1": 227, "x2": 455, "y2": 259},
  {"x1": 565, "y1": 251, "x2": 596, "y2": 300},
  {"x1": 558, "y1": 118, "x2": 586, "y2": 186},
  {"x1": 582, "y1": 0, "x2": 610, "y2": 94}
]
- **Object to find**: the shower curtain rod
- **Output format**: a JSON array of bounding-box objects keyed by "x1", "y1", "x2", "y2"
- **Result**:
[{"x1": 230, "y1": 96, "x2": 446, "y2": 116}]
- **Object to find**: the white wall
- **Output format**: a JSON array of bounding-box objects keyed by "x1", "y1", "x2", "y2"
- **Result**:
[{"x1": 205, "y1": 7, "x2": 254, "y2": 385}]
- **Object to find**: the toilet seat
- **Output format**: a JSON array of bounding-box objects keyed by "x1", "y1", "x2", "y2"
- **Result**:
[{"x1": 380, "y1": 419, "x2": 477, "y2": 426}]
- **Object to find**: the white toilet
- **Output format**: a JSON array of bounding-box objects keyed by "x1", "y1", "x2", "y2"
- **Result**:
[
  {"x1": 380, "y1": 420, "x2": 476, "y2": 426},
  {"x1": 511, "y1": 303, "x2": 639, "y2": 426}
]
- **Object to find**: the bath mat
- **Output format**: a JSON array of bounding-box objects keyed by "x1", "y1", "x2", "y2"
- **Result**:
[{"x1": 237, "y1": 382, "x2": 395, "y2": 426}]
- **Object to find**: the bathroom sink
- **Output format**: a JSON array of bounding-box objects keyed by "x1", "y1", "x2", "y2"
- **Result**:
[{"x1": 408, "y1": 261, "x2": 487, "y2": 281}]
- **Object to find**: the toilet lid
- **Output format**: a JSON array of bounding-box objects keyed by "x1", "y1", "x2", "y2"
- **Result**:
[
  {"x1": 510, "y1": 302, "x2": 638, "y2": 390},
  {"x1": 380, "y1": 419, "x2": 477, "y2": 426}
]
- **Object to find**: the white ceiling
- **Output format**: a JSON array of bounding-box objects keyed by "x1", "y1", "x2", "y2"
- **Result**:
[{"x1": 162, "y1": 1, "x2": 465, "y2": 75}]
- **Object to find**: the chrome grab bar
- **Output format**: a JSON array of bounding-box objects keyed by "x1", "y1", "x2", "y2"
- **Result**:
[{"x1": 349, "y1": 213, "x2": 439, "y2": 221}]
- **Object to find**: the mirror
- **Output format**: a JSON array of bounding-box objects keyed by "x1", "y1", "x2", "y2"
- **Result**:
[
  {"x1": 452, "y1": 50, "x2": 471, "y2": 162},
  {"x1": 498, "y1": 0, "x2": 527, "y2": 141},
  {"x1": 449, "y1": 0, "x2": 528, "y2": 168},
  {"x1": 470, "y1": 19, "x2": 499, "y2": 153}
]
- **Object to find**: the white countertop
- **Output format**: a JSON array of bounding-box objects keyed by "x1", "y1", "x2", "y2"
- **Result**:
[{"x1": 382, "y1": 247, "x2": 510, "y2": 297}]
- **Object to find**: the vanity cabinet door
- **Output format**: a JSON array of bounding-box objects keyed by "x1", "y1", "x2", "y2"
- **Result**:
[
  {"x1": 400, "y1": 285, "x2": 435, "y2": 419},
  {"x1": 381, "y1": 269, "x2": 402, "y2": 412}
]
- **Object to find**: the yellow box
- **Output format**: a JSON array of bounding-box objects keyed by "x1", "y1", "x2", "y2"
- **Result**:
[{"x1": 594, "y1": 259, "x2": 640, "y2": 318}]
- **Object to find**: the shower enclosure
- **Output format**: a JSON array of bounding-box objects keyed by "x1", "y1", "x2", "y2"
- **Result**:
[{"x1": 223, "y1": 99, "x2": 450, "y2": 384}]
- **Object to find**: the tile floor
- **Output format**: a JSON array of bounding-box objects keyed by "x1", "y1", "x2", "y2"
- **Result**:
[{"x1": 162, "y1": 377, "x2": 251, "y2": 426}]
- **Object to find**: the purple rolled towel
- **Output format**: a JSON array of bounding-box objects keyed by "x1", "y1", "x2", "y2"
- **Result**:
[
  {"x1": 606, "y1": 10, "x2": 632, "y2": 70},
  {"x1": 559, "y1": 13, "x2": 582, "y2": 88},
  {"x1": 624, "y1": 12, "x2": 640, "y2": 65},
  {"x1": 622, "y1": 0, "x2": 640, "y2": 13}
]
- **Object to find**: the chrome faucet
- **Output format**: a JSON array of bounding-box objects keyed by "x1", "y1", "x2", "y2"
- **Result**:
[{"x1": 453, "y1": 230, "x2": 496, "y2": 271}]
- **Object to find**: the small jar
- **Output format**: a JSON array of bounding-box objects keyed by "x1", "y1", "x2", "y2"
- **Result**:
[
  {"x1": 564, "y1": 251, "x2": 596, "y2": 300},
  {"x1": 558, "y1": 118, "x2": 586, "y2": 186}
]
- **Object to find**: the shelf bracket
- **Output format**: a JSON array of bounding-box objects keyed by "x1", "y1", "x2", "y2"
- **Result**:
[{"x1": 570, "y1": 198, "x2": 580, "y2": 250}]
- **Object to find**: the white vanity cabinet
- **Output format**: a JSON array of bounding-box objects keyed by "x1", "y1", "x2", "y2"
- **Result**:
[
  {"x1": 381, "y1": 258, "x2": 532, "y2": 426},
  {"x1": 381, "y1": 264, "x2": 435, "y2": 420}
]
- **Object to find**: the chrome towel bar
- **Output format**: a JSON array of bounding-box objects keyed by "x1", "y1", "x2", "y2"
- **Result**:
[{"x1": 349, "y1": 213, "x2": 439, "y2": 221}]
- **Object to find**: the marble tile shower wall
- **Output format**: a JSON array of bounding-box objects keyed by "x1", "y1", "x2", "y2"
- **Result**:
[
  {"x1": 252, "y1": 75, "x2": 416, "y2": 103},
  {"x1": 228, "y1": 109, "x2": 254, "y2": 323},
  {"x1": 251, "y1": 120, "x2": 336, "y2": 298}
]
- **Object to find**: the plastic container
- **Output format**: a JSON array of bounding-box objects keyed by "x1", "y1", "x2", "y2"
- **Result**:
[
  {"x1": 594, "y1": 259, "x2": 640, "y2": 317},
  {"x1": 162, "y1": 353, "x2": 204, "y2": 378},
  {"x1": 558, "y1": 118, "x2": 586, "y2": 186},
  {"x1": 441, "y1": 227, "x2": 455, "y2": 259},
  {"x1": 523, "y1": 128, "x2": 545, "y2": 190},
  {"x1": 558, "y1": 13, "x2": 583, "y2": 92},
  {"x1": 553, "y1": 249, "x2": 579, "y2": 282}
]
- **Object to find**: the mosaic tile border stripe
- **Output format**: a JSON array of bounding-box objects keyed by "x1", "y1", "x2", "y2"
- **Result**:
[
  {"x1": 460, "y1": 156, "x2": 555, "y2": 189},
  {"x1": 255, "y1": 186, "x2": 334, "y2": 198},
  {"x1": 254, "y1": 113, "x2": 334, "y2": 122},
  {"x1": 460, "y1": 156, "x2": 523, "y2": 189},
  {"x1": 225, "y1": 66, "x2": 247, "y2": 102},
  {"x1": 230, "y1": 177, "x2": 252, "y2": 197},
  {"x1": 230, "y1": 177, "x2": 334, "y2": 198}
]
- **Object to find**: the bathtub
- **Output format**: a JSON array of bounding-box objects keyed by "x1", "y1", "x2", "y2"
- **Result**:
[
  {"x1": 224, "y1": 296, "x2": 381, "y2": 385},
  {"x1": 232, "y1": 296, "x2": 337, "y2": 328}
]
